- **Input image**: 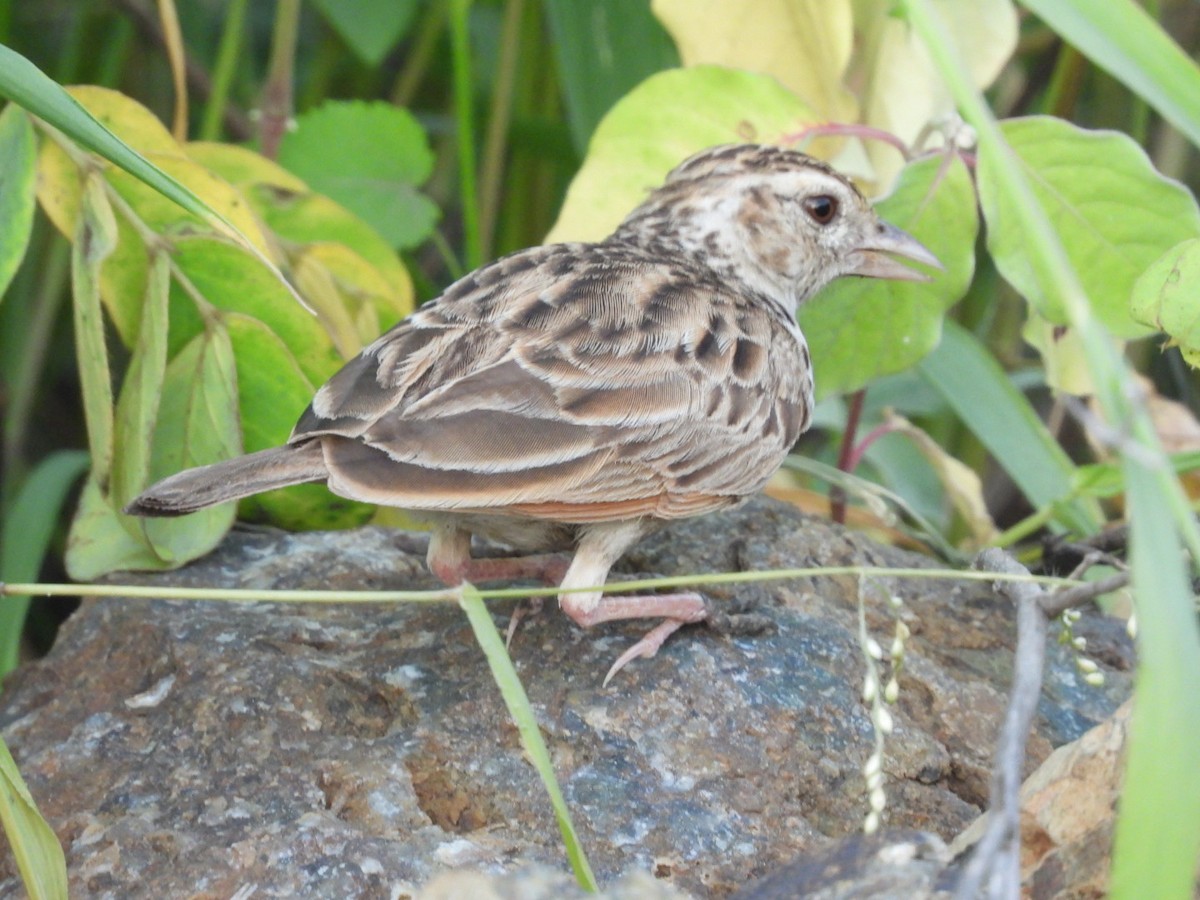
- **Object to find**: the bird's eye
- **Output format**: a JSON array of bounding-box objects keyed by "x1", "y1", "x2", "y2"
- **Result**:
[{"x1": 803, "y1": 195, "x2": 838, "y2": 225}]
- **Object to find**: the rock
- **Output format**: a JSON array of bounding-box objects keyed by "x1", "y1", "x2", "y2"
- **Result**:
[
  {"x1": 950, "y1": 700, "x2": 1130, "y2": 899},
  {"x1": 0, "y1": 497, "x2": 1132, "y2": 898}
]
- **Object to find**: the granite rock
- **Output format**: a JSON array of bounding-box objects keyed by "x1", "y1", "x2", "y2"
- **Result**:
[{"x1": 0, "y1": 497, "x2": 1132, "y2": 898}]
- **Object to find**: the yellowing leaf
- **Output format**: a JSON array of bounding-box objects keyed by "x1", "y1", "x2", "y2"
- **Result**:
[
  {"x1": 64, "y1": 85, "x2": 183, "y2": 158},
  {"x1": 850, "y1": 0, "x2": 1017, "y2": 186},
  {"x1": 107, "y1": 153, "x2": 270, "y2": 255},
  {"x1": 37, "y1": 136, "x2": 150, "y2": 344},
  {"x1": 547, "y1": 66, "x2": 817, "y2": 243},
  {"x1": 292, "y1": 250, "x2": 364, "y2": 359},
  {"x1": 186, "y1": 140, "x2": 307, "y2": 192},
  {"x1": 1021, "y1": 312, "x2": 1102, "y2": 396},
  {"x1": 251, "y1": 185, "x2": 412, "y2": 299},
  {"x1": 652, "y1": 0, "x2": 856, "y2": 124},
  {"x1": 298, "y1": 242, "x2": 411, "y2": 340}
]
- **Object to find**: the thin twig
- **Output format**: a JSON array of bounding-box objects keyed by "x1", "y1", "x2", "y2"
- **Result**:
[
  {"x1": 1041, "y1": 571, "x2": 1131, "y2": 620},
  {"x1": 956, "y1": 548, "x2": 1050, "y2": 900}
]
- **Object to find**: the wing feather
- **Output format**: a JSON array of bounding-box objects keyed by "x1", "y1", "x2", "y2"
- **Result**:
[{"x1": 293, "y1": 243, "x2": 811, "y2": 518}]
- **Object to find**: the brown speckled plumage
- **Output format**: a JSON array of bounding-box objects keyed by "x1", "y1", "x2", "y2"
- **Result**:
[{"x1": 127, "y1": 144, "x2": 940, "y2": 681}]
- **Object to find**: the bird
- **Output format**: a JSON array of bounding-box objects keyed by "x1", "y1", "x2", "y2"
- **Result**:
[{"x1": 126, "y1": 143, "x2": 941, "y2": 683}]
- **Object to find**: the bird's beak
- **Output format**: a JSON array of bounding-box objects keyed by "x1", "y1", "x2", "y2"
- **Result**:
[{"x1": 847, "y1": 221, "x2": 943, "y2": 282}]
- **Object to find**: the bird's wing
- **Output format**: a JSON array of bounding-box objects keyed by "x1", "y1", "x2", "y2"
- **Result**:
[{"x1": 291, "y1": 244, "x2": 811, "y2": 519}]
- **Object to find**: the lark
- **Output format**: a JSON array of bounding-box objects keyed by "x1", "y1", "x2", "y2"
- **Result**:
[{"x1": 127, "y1": 144, "x2": 941, "y2": 682}]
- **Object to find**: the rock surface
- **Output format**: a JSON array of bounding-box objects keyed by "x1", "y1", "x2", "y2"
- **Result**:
[{"x1": 0, "y1": 497, "x2": 1132, "y2": 898}]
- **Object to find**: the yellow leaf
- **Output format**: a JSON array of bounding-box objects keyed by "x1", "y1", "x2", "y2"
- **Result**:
[
  {"x1": 187, "y1": 140, "x2": 308, "y2": 192},
  {"x1": 653, "y1": 0, "x2": 857, "y2": 125},
  {"x1": 64, "y1": 85, "x2": 183, "y2": 157},
  {"x1": 851, "y1": 0, "x2": 1017, "y2": 186}
]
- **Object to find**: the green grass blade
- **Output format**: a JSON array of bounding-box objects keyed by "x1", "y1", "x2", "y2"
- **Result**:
[
  {"x1": 0, "y1": 737, "x2": 66, "y2": 900},
  {"x1": 1020, "y1": 0, "x2": 1200, "y2": 149},
  {"x1": 1112, "y1": 459, "x2": 1200, "y2": 898},
  {"x1": 0, "y1": 43, "x2": 221, "y2": 230},
  {"x1": 0, "y1": 103, "x2": 35, "y2": 304},
  {"x1": 0, "y1": 450, "x2": 89, "y2": 677},
  {"x1": 457, "y1": 585, "x2": 598, "y2": 891},
  {"x1": 916, "y1": 321, "x2": 1101, "y2": 535}
]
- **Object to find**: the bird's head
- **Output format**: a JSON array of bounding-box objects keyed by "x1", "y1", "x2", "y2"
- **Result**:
[{"x1": 612, "y1": 144, "x2": 942, "y2": 315}]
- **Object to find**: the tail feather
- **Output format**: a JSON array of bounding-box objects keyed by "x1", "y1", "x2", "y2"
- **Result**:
[{"x1": 124, "y1": 443, "x2": 328, "y2": 517}]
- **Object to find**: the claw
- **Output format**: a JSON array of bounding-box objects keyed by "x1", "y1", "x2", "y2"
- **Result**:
[{"x1": 602, "y1": 619, "x2": 689, "y2": 686}]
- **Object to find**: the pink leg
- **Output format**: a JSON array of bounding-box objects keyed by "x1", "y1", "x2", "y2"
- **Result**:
[
  {"x1": 427, "y1": 525, "x2": 568, "y2": 586},
  {"x1": 426, "y1": 525, "x2": 567, "y2": 647},
  {"x1": 561, "y1": 591, "x2": 709, "y2": 685}
]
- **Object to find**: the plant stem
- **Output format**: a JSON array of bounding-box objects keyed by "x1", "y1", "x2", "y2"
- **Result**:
[
  {"x1": 389, "y1": 0, "x2": 448, "y2": 108},
  {"x1": 260, "y1": 0, "x2": 300, "y2": 159},
  {"x1": 155, "y1": 0, "x2": 189, "y2": 140},
  {"x1": 448, "y1": 0, "x2": 482, "y2": 270},
  {"x1": 830, "y1": 389, "x2": 867, "y2": 524},
  {"x1": 200, "y1": 0, "x2": 248, "y2": 141},
  {"x1": 478, "y1": 0, "x2": 524, "y2": 260}
]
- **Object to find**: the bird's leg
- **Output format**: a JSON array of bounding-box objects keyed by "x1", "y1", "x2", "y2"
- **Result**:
[
  {"x1": 558, "y1": 521, "x2": 709, "y2": 685},
  {"x1": 426, "y1": 525, "x2": 569, "y2": 586},
  {"x1": 426, "y1": 525, "x2": 568, "y2": 646}
]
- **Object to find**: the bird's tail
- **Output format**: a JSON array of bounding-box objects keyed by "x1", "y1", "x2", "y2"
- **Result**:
[{"x1": 123, "y1": 442, "x2": 328, "y2": 517}]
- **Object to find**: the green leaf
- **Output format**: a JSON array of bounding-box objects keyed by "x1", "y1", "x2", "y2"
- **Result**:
[
  {"x1": 111, "y1": 250, "x2": 170, "y2": 510},
  {"x1": 224, "y1": 313, "x2": 372, "y2": 531},
  {"x1": 0, "y1": 450, "x2": 89, "y2": 678},
  {"x1": 311, "y1": 0, "x2": 419, "y2": 67},
  {"x1": 170, "y1": 236, "x2": 343, "y2": 385},
  {"x1": 67, "y1": 328, "x2": 240, "y2": 578},
  {"x1": 1130, "y1": 238, "x2": 1200, "y2": 367},
  {"x1": 916, "y1": 321, "x2": 1101, "y2": 535},
  {"x1": 0, "y1": 104, "x2": 36, "y2": 304},
  {"x1": 978, "y1": 116, "x2": 1200, "y2": 336},
  {"x1": 546, "y1": 66, "x2": 818, "y2": 243},
  {"x1": 543, "y1": 0, "x2": 679, "y2": 153},
  {"x1": 277, "y1": 101, "x2": 438, "y2": 250},
  {"x1": 1112, "y1": 459, "x2": 1200, "y2": 899},
  {"x1": 799, "y1": 154, "x2": 976, "y2": 398},
  {"x1": 1072, "y1": 450, "x2": 1200, "y2": 500},
  {"x1": 71, "y1": 173, "x2": 118, "y2": 488},
  {"x1": 1020, "y1": 0, "x2": 1200, "y2": 150},
  {"x1": 140, "y1": 325, "x2": 241, "y2": 564},
  {"x1": 0, "y1": 736, "x2": 67, "y2": 900},
  {"x1": 248, "y1": 184, "x2": 412, "y2": 294},
  {"x1": 37, "y1": 134, "x2": 150, "y2": 346},
  {"x1": 65, "y1": 477, "x2": 171, "y2": 579}
]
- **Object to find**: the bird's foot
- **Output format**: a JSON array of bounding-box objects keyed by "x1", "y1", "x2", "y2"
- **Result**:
[{"x1": 561, "y1": 591, "x2": 709, "y2": 685}]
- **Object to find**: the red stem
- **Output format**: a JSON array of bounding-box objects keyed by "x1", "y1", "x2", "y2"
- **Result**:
[{"x1": 830, "y1": 389, "x2": 866, "y2": 524}]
